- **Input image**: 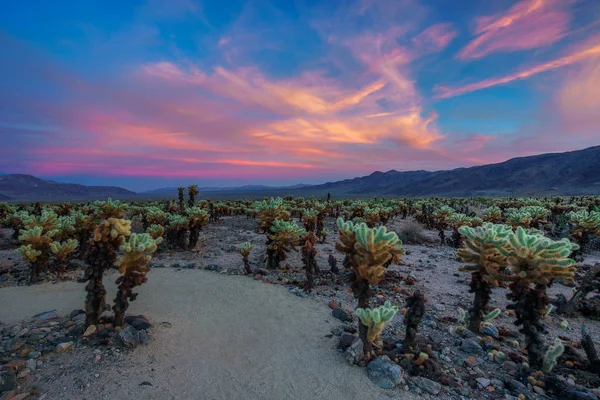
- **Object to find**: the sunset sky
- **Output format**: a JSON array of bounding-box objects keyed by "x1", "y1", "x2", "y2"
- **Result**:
[{"x1": 1, "y1": 0, "x2": 599, "y2": 191}]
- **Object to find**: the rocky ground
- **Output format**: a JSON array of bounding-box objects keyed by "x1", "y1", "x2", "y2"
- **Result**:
[{"x1": 1, "y1": 215, "x2": 600, "y2": 399}]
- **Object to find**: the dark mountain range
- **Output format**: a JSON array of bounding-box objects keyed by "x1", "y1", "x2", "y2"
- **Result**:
[
  {"x1": 143, "y1": 183, "x2": 311, "y2": 195},
  {"x1": 310, "y1": 145, "x2": 600, "y2": 197},
  {"x1": 0, "y1": 174, "x2": 136, "y2": 201}
]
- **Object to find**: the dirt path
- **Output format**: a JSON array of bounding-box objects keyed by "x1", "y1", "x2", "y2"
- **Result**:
[{"x1": 0, "y1": 269, "x2": 417, "y2": 400}]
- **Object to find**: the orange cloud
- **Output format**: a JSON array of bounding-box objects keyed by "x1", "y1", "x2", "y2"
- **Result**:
[
  {"x1": 436, "y1": 40, "x2": 600, "y2": 98},
  {"x1": 457, "y1": 0, "x2": 571, "y2": 60}
]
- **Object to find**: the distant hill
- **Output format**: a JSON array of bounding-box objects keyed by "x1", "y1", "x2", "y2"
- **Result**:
[
  {"x1": 309, "y1": 145, "x2": 600, "y2": 197},
  {"x1": 0, "y1": 174, "x2": 136, "y2": 201}
]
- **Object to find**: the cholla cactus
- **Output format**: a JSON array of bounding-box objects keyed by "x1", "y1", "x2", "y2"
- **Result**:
[
  {"x1": 165, "y1": 214, "x2": 188, "y2": 249},
  {"x1": 188, "y1": 184, "x2": 199, "y2": 208},
  {"x1": 94, "y1": 198, "x2": 127, "y2": 219},
  {"x1": 267, "y1": 220, "x2": 305, "y2": 269},
  {"x1": 146, "y1": 224, "x2": 165, "y2": 240},
  {"x1": 319, "y1": 228, "x2": 331, "y2": 244},
  {"x1": 85, "y1": 218, "x2": 131, "y2": 326},
  {"x1": 493, "y1": 227, "x2": 578, "y2": 369},
  {"x1": 146, "y1": 207, "x2": 168, "y2": 226},
  {"x1": 301, "y1": 231, "x2": 319, "y2": 291},
  {"x1": 18, "y1": 225, "x2": 59, "y2": 283},
  {"x1": 505, "y1": 208, "x2": 532, "y2": 229},
  {"x1": 433, "y1": 205, "x2": 456, "y2": 245},
  {"x1": 542, "y1": 338, "x2": 564, "y2": 373},
  {"x1": 482, "y1": 206, "x2": 503, "y2": 223},
  {"x1": 72, "y1": 210, "x2": 95, "y2": 260},
  {"x1": 255, "y1": 198, "x2": 290, "y2": 233},
  {"x1": 336, "y1": 218, "x2": 404, "y2": 359},
  {"x1": 457, "y1": 223, "x2": 512, "y2": 332},
  {"x1": 448, "y1": 213, "x2": 473, "y2": 248},
  {"x1": 301, "y1": 209, "x2": 319, "y2": 231},
  {"x1": 522, "y1": 206, "x2": 550, "y2": 228},
  {"x1": 237, "y1": 242, "x2": 254, "y2": 274},
  {"x1": 568, "y1": 210, "x2": 600, "y2": 258},
  {"x1": 187, "y1": 207, "x2": 209, "y2": 250},
  {"x1": 355, "y1": 300, "x2": 398, "y2": 356},
  {"x1": 50, "y1": 239, "x2": 79, "y2": 278},
  {"x1": 113, "y1": 233, "x2": 161, "y2": 326}
]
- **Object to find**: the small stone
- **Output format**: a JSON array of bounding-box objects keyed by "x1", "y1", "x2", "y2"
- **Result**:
[
  {"x1": 118, "y1": 325, "x2": 140, "y2": 348},
  {"x1": 26, "y1": 359, "x2": 37, "y2": 372},
  {"x1": 125, "y1": 315, "x2": 152, "y2": 331},
  {"x1": 476, "y1": 378, "x2": 491, "y2": 388},
  {"x1": 16, "y1": 368, "x2": 30, "y2": 379},
  {"x1": 32, "y1": 310, "x2": 59, "y2": 321},
  {"x1": 482, "y1": 325, "x2": 499, "y2": 338},
  {"x1": 84, "y1": 325, "x2": 97, "y2": 337},
  {"x1": 338, "y1": 332, "x2": 359, "y2": 350},
  {"x1": 99, "y1": 311, "x2": 114, "y2": 322},
  {"x1": 345, "y1": 339, "x2": 364, "y2": 365},
  {"x1": 464, "y1": 356, "x2": 479, "y2": 367},
  {"x1": 433, "y1": 304, "x2": 446, "y2": 311},
  {"x1": 328, "y1": 300, "x2": 338, "y2": 309},
  {"x1": 412, "y1": 376, "x2": 442, "y2": 395},
  {"x1": 532, "y1": 386, "x2": 546, "y2": 396},
  {"x1": 69, "y1": 309, "x2": 85, "y2": 319},
  {"x1": 367, "y1": 356, "x2": 403, "y2": 389},
  {"x1": 332, "y1": 308, "x2": 352, "y2": 322},
  {"x1": 56, "y1": 341, "x2": 74, "y2": 354},
  {"x1": 460, "y1": 338, "x2": 483, "y2": 355},
  {"x1": 504, "y1": 378, "x2": 528, "y2": 396}
]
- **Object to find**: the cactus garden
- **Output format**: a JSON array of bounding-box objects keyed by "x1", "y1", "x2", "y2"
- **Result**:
[{"x1": 0, "y1": 195, "x2": 599, "y2": 399}]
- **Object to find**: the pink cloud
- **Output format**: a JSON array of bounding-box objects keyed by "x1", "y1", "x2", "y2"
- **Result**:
[
  {"x1": 435, "y1": 38, "x2": 600, "y2": 98},
  {"x1": 457, "y1": 0, "x2": 572, "y2": 60},
  {"x1": 412, "y1": 23, "x2": 457, "y2": 54}
]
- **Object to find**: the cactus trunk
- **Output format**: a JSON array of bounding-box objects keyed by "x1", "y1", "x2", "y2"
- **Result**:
[{"x1": 468, "y1": 272, "x2": 491, "y2": 333}]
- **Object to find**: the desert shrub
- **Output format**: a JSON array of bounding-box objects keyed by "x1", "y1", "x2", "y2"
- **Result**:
[{"x1": 396, "y1": 221, "x2": 427, "y2": 244}]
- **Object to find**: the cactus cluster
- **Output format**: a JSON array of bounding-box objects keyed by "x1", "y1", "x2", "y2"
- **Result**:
[{"x1": 355, "y1": 300, "x2": 398, "y2": 347}]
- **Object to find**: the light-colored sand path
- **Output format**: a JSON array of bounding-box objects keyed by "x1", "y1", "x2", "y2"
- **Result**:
[{"x1": 0, "y1": 269, "x2": 417, "y2": 400}]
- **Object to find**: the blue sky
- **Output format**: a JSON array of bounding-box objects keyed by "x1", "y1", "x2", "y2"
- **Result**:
[{"x1": 1, "y1": 0, "x2": 599, "y2": 191}]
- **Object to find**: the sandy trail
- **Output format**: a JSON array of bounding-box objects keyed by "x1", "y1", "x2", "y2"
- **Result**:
[{"x1": 0, "y1": 269, "x2": 416, "y2": 400}]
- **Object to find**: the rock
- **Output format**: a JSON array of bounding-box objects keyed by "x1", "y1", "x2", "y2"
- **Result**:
[
  {"x1": 367, "y1": 356, "x2": 403, "y2": 389},
  {"x1": 118, "y1": 325, "x2": 140, "y2": 348},
  {"x1": 84, "y1": 325, "x2": 97, "y2": 337},
  {"x1": 0, "y1": 370, "x2": 17, "y2": 393},
  {"x1": 482, "y1": 325, "x2": 499, "y2": 338},
  {"x1": 345, "y1": 339, "x2": 364, "y2": 365},
  {"x1": 412, "y1": 376, "x2": 442, "y2": 395},
  {"x1": 125, "y1": 315, "x2": 152, "y2": 331},
  {"x1": 69, "y1": 309, "x2": 85, "y2": 319},
  {"x1": 464, "y1": 356, "x2": 479, "y2": 367},
  {"x1": 460, "y1": 338, "x2": 483, "y2": 355},
  {"x1": 26, "y1": 359, "x2": 36, "y2": 372},
  {"x1": 429, "y1": 331, "x2": 445, "y2": 345},
  {"x1": 332, "y1": 308, "x2": 352, "y2": 322},
  {"x1": 328, "y1": 300, "x2": 338, "y2": 309},
  {"x1": 56, "y1": 342, "x2": 74, "y2": 354},
  {"x1": 338, "y1": 332, "x2": 359, "y2": 350},
  {"x1": 433, "y1": 304, "x2": 446, "y2": 312},
  {"x1": 504, "y1": 378, "x2": 528, "y2": 396},
  {"x1": 205, "y1": 264, "x2": 221, "y2": 272},
  {"x1": 16, "y1": 368, "x2": 30, "y2": 379},
  {"x1": 255, "y1": 268, "x2": 269, "y2": 276},
  {"x1": 476, "y1": 378, "x2": 491, "y2": 388},
  {"x1": 99, "y1": 311, "x2": 114, "y2": 322},
  {"x1": 32, "y1": 310, "x2": 59, "y2": 321},
  {"x1": 532, "y1": 386, "x2": 546, "y2": 396}
]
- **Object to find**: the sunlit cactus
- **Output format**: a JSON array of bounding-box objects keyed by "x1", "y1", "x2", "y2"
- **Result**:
[
  {"x1": 458, "y1": 223, "x2": 512, "y2": 332},
  {"x1": 113, "y1": 233, "x2": 162, "y2": 326},
  {"x1": 50, "y1": 238, "x2": 78, "y2": 278},
  {"x1": 493, "y1": 227, "x2": 578, "y2": 369},
  {"x1": 23, "y1": 210, "x2": 59, "y2": 232},
  {"x1": 18, "y1": 225, "x2": 59, "y2": 283},
  {"x1": 85, "y1": 218, "x2": 131, "y2": 326},
  {"x1": 355, "y1": 300, "x2": 398, "y2": 356},
  {"x1": 187, "y1": 207, "x2": 209, "y2": 250},
  {"x1": 237, "y1": 242, "x2": 254, "y2": 274},
  {"x1": 267, "y1": 219, "x2": 305, "y2": 270},
  {"x1": 336, "y1": 218, "x2": 404, "y2": 359},
  {"x1": 255, "y1": 197, "x2": 290, "y2": 233},
  {"x1": 146, "y1": 207, "x2": 168, "y2": 226}
]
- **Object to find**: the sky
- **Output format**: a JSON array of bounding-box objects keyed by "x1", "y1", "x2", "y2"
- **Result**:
[{"x1": 0, "y1": 0, "x2": 599, "y2": 191}]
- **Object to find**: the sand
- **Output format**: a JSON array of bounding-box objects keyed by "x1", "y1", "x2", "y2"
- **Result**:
[{"x1": 0, "y1": 269, "x2": 418, "y2": 400}]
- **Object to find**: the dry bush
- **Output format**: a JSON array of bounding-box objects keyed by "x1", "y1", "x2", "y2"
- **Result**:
[{"x1": 397, "y1": 221, "x2": 427, "y2": 244}]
